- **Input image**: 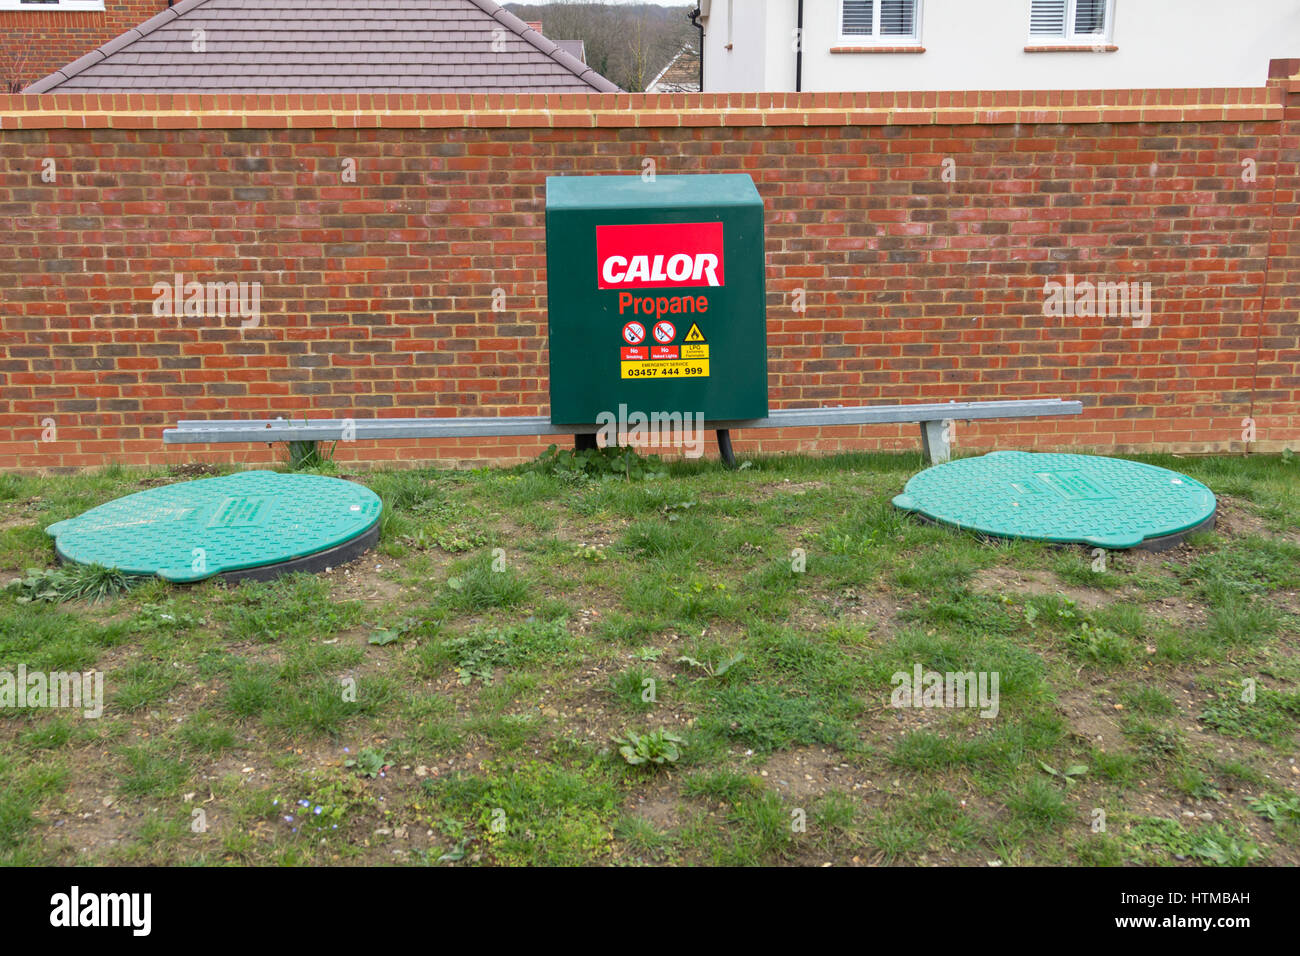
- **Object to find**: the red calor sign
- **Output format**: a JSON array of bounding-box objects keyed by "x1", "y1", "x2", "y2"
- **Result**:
[{"x1": 596, "y1": 221, "x2": 725, "y2": 289}]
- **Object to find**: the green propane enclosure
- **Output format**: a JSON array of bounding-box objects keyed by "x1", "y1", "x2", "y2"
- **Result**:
[{"x1": 545, "y1": 174, "x2": 768, "y2": 425}]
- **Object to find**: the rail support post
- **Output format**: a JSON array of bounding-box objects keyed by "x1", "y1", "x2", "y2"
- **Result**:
[{"x1": 919, "y1": 419, "x2": 952, "y2": 464}]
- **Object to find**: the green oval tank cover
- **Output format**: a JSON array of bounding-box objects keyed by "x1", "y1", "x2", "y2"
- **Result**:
[
  {"x1": 892, "y1": 452, "x2": 1216, "y2": 550},
  {"x1": 45, "y1": 471, "x2": 382, "y2": 582}
]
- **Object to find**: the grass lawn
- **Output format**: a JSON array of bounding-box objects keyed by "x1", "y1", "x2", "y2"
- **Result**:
[{"x1": 0, "y1": 449, "x2": 1297, "y2": 867}]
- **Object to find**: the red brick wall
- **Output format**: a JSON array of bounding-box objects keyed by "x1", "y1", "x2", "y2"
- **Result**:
[
  {"x1": 1264, "y1": 64, "x2": 1300, "y2": 447},
  {"x1": 1, "y1": 81, "x2": 1297, "y2": 471},
  {"x1": 0, "y1": 2, "x2": 168, "y2": 93}
]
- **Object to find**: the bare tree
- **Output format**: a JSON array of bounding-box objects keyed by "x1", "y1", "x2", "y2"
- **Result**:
[
  {"x1": 1, "y1": 44, "x2": 30, "y2": 93},
  {"x1": 508, "y1": 1, "x2": 694, "y2": 91},
  {"x1": 624, "y1": 15, "x2": 654, "y2": 92}
]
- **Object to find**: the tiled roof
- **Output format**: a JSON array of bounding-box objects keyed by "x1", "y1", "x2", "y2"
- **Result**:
[
  {"x1": 646, "y1": 45, "x2": 699, "y2": 93},
  {"x1": 27, "y1": 0, "x2": 619, "y2": 94}
]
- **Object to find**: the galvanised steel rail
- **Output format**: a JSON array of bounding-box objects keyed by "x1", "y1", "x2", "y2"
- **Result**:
[{"x1": 164, "y1": 398, "x2": 1083, "y2": 466}]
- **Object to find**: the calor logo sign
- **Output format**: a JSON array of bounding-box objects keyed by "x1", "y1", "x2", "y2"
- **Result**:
[{"x1": 596, "y1": 222, "x2": 725, "y2": 289}]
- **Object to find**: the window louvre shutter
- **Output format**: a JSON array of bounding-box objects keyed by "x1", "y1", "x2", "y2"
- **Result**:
[
  {"x1": 880, "y1": 0, "x2": 915, "y2": 36},
  {"x1": 842, "y1": 0, "x2": 875, "y2": 36},
  {"x1": 1029, "y1": 0, "x2": 1068, "y2": 37},
  {"x1": 1073, "y1": 0, "x2": 1107, "y2": 34}
]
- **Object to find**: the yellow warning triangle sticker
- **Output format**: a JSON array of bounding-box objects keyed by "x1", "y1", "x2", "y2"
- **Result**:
[{"x1": 684, "y1": 323, "x2": 706, "y2": 343}]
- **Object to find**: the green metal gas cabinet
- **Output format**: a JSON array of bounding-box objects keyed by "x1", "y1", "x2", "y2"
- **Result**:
[{"x1": 545, "y1": 174, "x2": 767, "y2": 425}]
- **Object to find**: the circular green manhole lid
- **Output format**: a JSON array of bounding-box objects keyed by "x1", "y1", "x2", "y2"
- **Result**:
[
  {"x1": 892, "y1": 451, "x2": 1216, "y2": 550},
  {"x1": 46, "y1": 471, "x2": 382, "y2": 583}
]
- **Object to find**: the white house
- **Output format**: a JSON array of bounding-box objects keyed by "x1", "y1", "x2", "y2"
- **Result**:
[{"x1": 698, "y1": 0, "x2": 1300, "y2": 92}]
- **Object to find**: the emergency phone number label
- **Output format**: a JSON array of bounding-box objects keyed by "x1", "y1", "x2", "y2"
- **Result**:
[{"x1": 621, "y1": 359, "x2": 710, "y2": 379}]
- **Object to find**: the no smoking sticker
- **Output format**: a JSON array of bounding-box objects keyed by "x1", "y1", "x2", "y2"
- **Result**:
[
  {"x1": 622, "y1": 321, "x2": 646, "y2": 345},
  {"x1": 652, "y1": 321, "x2": 676, "y2": 344}
]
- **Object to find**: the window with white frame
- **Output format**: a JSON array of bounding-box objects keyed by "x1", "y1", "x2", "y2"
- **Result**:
[
  {"x1": 0, "y1": 0, "x2": 106, "y2": 10},
  {"x1": 840, "y1": 0, "x2": 922, "y2": 43},
  {"x1": 1029, "y1": 0, "x2": 1112, "y2": 42}
]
